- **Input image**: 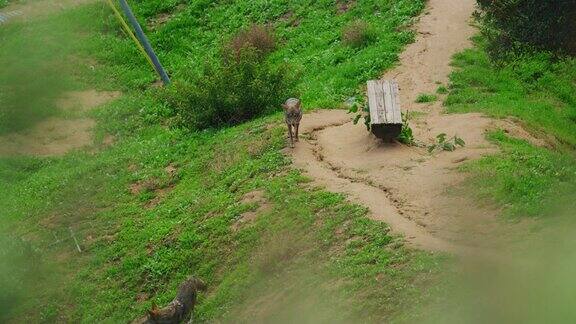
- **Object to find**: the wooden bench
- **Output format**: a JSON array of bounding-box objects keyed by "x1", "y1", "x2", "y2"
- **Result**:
[{"x1": 367, "y1": 79, "x2": 403, "y2": 141}]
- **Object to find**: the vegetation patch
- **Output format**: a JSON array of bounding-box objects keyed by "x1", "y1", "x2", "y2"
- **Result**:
[
  {"x1": 86, "y1": 0, "x2": 425, "y2": 107},
  {"x1": 415, "y1": 93, "x2": 438, "y2": 103},
  {"x1": 342, "y1": 19, "x2": 376, "y2": 48},
  {"x1": 0, "y1": 0, "x2": 441, "y2": 322},
  {"x1": 436, "y1": 85, "x2": 448, "y2": 94},
  {"x1": 477, "y1": 0, "x2": 576, "y2": 58},
  {"x1": 446, "y1": 36, "x2": 576, "y2": 218}
]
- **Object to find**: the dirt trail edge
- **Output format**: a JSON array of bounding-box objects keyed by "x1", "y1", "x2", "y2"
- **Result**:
[{"x1": 290, "y1": 0, "x2": 535, "y2": 254}]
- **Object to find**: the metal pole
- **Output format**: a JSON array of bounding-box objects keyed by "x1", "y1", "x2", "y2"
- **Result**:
[{"x1": 118, "y1": 0, "x2": 171, "y2": 85}]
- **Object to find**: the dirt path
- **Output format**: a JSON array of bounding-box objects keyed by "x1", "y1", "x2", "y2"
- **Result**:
[{"x1": 291, "y1": 0, "x2": 535, "y2": 253}]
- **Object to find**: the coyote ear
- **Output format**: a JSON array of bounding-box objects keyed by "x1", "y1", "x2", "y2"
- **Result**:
[
  {"x1": 296, "y1": 100, "x2": 302, "y2": 109},
  {"x1": 282, "y1": 103, "x2": 288, "y2": 110},
  {"x1": 148, "y1": 303, "x2": 160, "y2": 319}
]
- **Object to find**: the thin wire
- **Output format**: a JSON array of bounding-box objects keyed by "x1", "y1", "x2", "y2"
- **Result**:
[{"x1": 105, "y1": 0, "x2": 155, "y2": 71}]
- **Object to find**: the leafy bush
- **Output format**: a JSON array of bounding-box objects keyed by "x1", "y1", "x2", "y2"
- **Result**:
[
  {"x1": 224, "y1": 24, "x2": 276, "y2": 61},
  {"x1": 477, "y1": 0, "x2": 576, "y2": 58},
  {"x1": 165, "y1": 48, "x2": 295, "y2": 130},
  {"x1": 342, "y1": 20, "x2": 376, "y2": 48},
  {"x1": 162, "y1": 24, "x2": 295, "y2": 130}
]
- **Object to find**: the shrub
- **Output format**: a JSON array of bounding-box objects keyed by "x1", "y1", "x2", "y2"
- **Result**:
[
  {"x1": 342, "y1": 20, "x2": 376, "y2": 48},
  {"x1": 224, "y1": 24, "x2": 276, "y2": 61},
  {"x1": 165, "y1": 48, "x2": 295, "y2": 130},
  {"x1": 477, "y1": 0, "x2": 576, "y2": 58}
]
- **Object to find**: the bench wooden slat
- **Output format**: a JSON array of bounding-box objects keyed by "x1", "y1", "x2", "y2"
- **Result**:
[
  {"x1": 391, "y1": 81, "x2": 402, "y2": 124},
  {"x1": 367, "y1": 80, "x2": 380, "y2": 125},
  {"x1": 383, "y1": 80, "x2": 394, "y2": 124}
]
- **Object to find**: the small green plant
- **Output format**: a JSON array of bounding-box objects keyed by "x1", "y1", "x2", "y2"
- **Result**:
[
  {"x1": 415, "y1": 93, "x2": 438, "y2": 103},
  {"x1": 342, "y1": 20, "x2": 376, "y2": 48},
  {"x1": 398, "y1": 113, "x2": 415, "y2": 145},
  {"x1": 347, "y1": 97, "x2": 371, "y2": 130},
  {"x1": 436, "y1": 86, "x2": 448, "y2": 94},
  {"x1": 428, "y1": 133, "x2": 465, "y2": 153}
]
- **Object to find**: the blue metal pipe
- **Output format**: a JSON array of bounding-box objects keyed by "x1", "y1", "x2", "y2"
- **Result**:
[{"x1": 118, "y1": 0, "x2": 171, "y2": 85}]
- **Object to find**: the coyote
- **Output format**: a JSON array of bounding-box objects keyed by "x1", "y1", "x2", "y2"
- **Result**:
[
  {"x1": 282, "y1": 98, "x2": 303, "y2": 148},
  {"x1": 132, "y1": 276, "x2": 207, "y2": 324}
]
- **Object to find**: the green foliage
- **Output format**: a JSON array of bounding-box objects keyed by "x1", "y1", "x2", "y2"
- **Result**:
[
  {"x1": 86, "y1": 0, "x2": 426, "y2": 107},
  {"x1": 0, "y1": 0, "x2": 438, "y2": 321},
  {"x1": 398, "y1": 113, "x2": 415, "y2": 145},
  {"x1": 0, "y1": 12, "x2": 77, "y2": 134},
  {"x1": 164, "y1": 47, "x2": 295, "y2": 130},
  {"x1": 463, "y1": 131, "x2": 576, "y2": 218},
  {"x1": 0, "y1": 236, "x2": 45, "y2": 322},
  {"x1": 342, "y1": 20, "x2": 376, "y2": 48},
  {"x1": 415, "y1": 93, "x2": 437, "y2": 103},
  {"x1": 476, "y1": 0, "x2": 576, "y2": 58},
  {"x1": 447, "y1": 36, "x2": 576, "y2": 217},
  {"x1": 0, "y1": 103, "x2": 441, "y2": 322},
  {"x1": 348, "y1": 97, "x2": 370, "y2": 131},
  {"x1": 0, "y1": 0, "x2": 8, "y2": 9},
  {"x1": 436, "y1": 85, "x2": 448, "y2": 94},
  {"x1": 447, "y1": 37, "x2": 576, "y2": 148},
  {"x1": 428, "y1": 133, "x2": 465, "y2": 153}
]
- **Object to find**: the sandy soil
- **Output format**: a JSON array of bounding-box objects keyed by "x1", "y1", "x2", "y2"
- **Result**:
[
  {"x1": 0, "y1": 90, "x2": 120, "y2": 156},
  {"x1": 290, "y1": 0, "x2": 537, "y2": 254}
]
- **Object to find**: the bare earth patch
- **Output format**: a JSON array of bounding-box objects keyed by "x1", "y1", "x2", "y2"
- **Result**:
[
  {"x1": 290, "y1": 0, "x2": 538, "y2": 254},
  {"x1": 232, "y1": 190, "x2": 272, "y2": 231},
  {"x1": 57, "y1": 90, "x2": 121, "y2": 113},
  {"x1": 0, "y1": 90, "x2": 120, "y2": 156}
]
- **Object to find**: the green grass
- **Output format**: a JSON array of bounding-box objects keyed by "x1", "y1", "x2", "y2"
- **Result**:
[
  {"x1": 446, "y1": 36, "x2": 576, "y2": 218},
  {"x1": 436, "y1": 85, "x2": 448, "y2": 94},
  {"x1": 83, "y1": 0, "x2": 425, "y2": 107},
  {"x1": 0, "y1": 0, "x2": 443, "y2": 322},
  {"x1": 415, "y1": 93, "x2": 438, "y2": 103},
  {"x1": 0, "y1": 98, "x2": 442, "y2": 322},
  {"x1": 0, "y1": 9, "x2": 81, "y2": 134}
]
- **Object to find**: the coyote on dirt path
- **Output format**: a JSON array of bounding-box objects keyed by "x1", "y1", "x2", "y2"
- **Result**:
[{"x1": 283, "y1": 98, "x2": 303, "y2": 148}]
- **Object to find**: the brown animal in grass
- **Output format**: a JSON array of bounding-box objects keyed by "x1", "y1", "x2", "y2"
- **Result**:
[
  {"x1": 282, "y1": 98, "x2": 303, "y2": 148},
  {"x1": 132, "y1": 277, "x2": 207, "y2": 324}
]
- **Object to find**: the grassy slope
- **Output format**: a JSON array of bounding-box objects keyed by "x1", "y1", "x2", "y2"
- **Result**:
[
  {"x1": 0, "y1": 7, "x2": 81, "y2": 134},
  {"x1": 87, "y1": 0, "x2": 423, "y2": 106},
  {"x1": 0, "y1": 1, "x2": 445, "y2": 322},
  {"x1": 446, "y1": 36, "x2": 576, "y2": 218}
]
